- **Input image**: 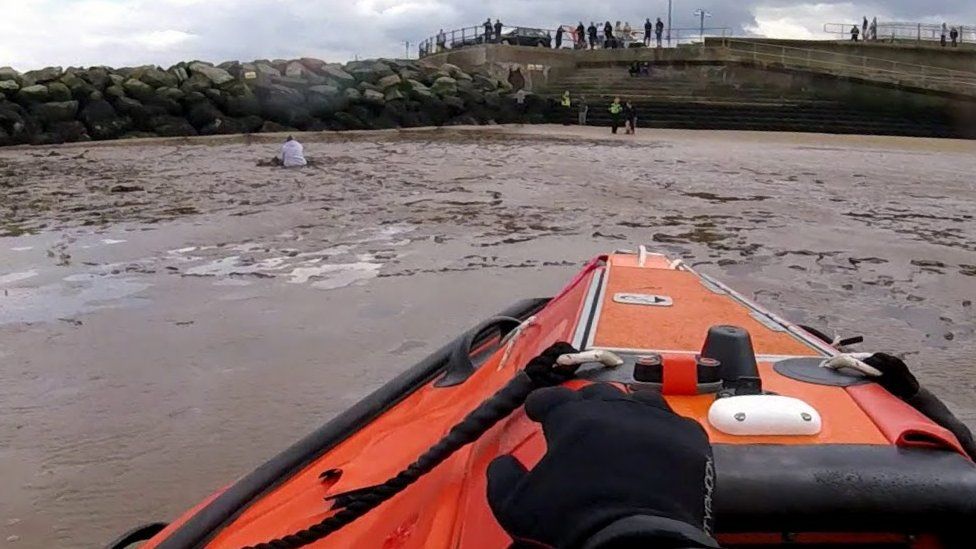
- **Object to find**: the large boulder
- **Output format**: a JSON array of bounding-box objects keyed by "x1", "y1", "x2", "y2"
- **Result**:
[
  {"x1": 254, "y1": 62, "x2": 281, "y2": 78},
  {"x1": 441, "y1": 63, "x2": 472, "y2": 81},
  {"x1": 378, "y1": 74, "x2": 402, "y2": 89},
  {"x1": 114, "y1": 96, "x2": 167, "y2": 129},
  {"x1": 156, "y1": 86, "x2": 186, "y2": 103},
  {"x1": 180, "y1": 72, "x2": 213, "y2": 94},
  {"x1": 79, "y1": 98, "x2": 130, "y2": 140},
  {"x1": 123, "y1": 78, "x2": 155, "y2": 101},
  {"x1": 225, "y1": 94, "x2": 261, "y2": 117},
  {"x1": 204, "y1": 88, "x2": 227, "y2": 109},
  {"x1": 0, "y1": 79, "x2": 19, "y2": 96},
  {"x1": 24, "y1": 66, "x2": 63, "y2": 84},
  {"x1": 16, "y1": 84, "x2": 49, "y2": 103},
  {"x1": 308, "y1": 84, "x2": 340, "y2": 97},
  {"x1": 0, "y1": 67, "x2": 21, "y2": 83},
  {"x1": 362, "y1": 89, "x2": 385, "y2": 105},
  {"x1": 188, "y1": 62, "x2": 235, "y2": 86},
  {"x1": 83, "y1": 67, "x2": 111, "y2": 90},
  {"x1": 431, "y1": 76, "x2": 458, "y2": 96},
  {"x1": 0, "y1": 101, "x2": 36, "y2": 144},
  {"x1": 301, "y1": 58, "x2": 327, "y2": 72},
  {"x1": 31, "y1": 100, "x2": 79, "y2": 125},
  {"x1": 473, "y1": 74, "x2": 498, "y2": 91},
  {"x1": 150, "y1": 115, "x2": 197, "y2": 136},
  {"x1": 443, "y1": 95, "x2": 465, "y2": 112},
  {"x1": 144, "y1": 94, "x2": 182, "y2": 115},
  {"x1": 321, "y1": 65, "x2": 355, "y2": 84},
  {"x1": 384, "y1": 88, "x2": 406, "y2": 102},
  {"x1": 60, "y1": 74, "x2": 96, "y2": 100},
  {"x1": 137, "y1": 66, "x2": 179, "y2": 88},
  {"x1": 186, "y1": 100, "x2": 222, "y2": 129},
  {"x1": 104, "y1": 85, "x2": 126, "y2": 100},
  {"x1": 343, "y1": 88, "x2": 362, "y2": 102},
  {"x1": 46, "y1": 82, "x2": 72, "y2": 102},
  {"x1": 284, "y1": 61, "x2": 306, "y2": 78}
]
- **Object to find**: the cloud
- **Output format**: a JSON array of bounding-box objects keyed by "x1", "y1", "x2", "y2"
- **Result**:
[{"x1": 1, "y1": 0, "x2": 974, "y2": 71}]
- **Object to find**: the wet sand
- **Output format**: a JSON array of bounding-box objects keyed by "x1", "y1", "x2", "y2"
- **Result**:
[{"x1": 1, "y1": 125, "x2": 974, "y2": 547}]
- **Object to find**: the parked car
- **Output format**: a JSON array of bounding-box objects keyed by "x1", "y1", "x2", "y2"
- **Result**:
[{"x1": 499, "y1": 28, "x2": 552, "y2": 47}]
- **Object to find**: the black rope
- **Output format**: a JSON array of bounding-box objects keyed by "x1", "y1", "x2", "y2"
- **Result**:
[{"x1": 243, "y1": 342, "x2": 579, "y2": 549}]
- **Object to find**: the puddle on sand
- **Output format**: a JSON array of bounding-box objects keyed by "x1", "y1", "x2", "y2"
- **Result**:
[
  {"x1": 0, "y1": 271, "x2": 39, "y2": 286},
  {"x1": 309, "y1": 262, "x2": 382, "y2": 290},
  {"x1": 0, "y1": 276, "x2": 150, "y2": 325}
]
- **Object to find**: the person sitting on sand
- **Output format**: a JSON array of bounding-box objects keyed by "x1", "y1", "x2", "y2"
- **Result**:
[{"x1": 279, "y1": 136, "x2": 307, "y2": 168}]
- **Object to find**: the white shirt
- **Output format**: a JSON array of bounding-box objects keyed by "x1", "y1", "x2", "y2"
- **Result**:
[{"x1": 280, "y1": 140, "x2": 307, "y2": 168}]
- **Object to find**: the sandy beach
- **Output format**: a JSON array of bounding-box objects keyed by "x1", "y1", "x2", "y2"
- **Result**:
[{"x1": 1, "y1": 125, "x2": 975, "y2": 547}]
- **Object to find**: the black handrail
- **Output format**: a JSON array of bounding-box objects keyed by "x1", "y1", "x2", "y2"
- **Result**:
[{"x1": 417, "y1": 24, "x2": 732, "y2": 57}]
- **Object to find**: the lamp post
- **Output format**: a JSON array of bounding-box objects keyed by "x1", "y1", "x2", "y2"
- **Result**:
[
  {"x1": 667, "y1": 0, "x2": 673, "y2": 47},
  {"x1": 694, "y1": 8, "x2": 712, "y2": 43}
]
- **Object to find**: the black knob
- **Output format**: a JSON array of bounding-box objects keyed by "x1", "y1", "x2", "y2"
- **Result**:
[
  {"x1": 633, "y1": 354, "x2": 663, "y2": 383},
  {"x1": 696, "y1": 356, "x2": 721, "y2": 383}
]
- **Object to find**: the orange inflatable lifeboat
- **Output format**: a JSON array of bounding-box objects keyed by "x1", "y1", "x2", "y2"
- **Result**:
[{"x1": 111, "y1": 250, "x2": 976, "y2": 548}]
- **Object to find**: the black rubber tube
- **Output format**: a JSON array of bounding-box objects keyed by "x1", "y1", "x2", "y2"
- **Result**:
[{"x1": 148, "y1": 298, "x2": 550, "y2": 549}]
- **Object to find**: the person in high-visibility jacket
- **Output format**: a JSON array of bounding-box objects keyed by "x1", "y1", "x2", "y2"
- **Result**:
[
  {"x1": 560, "y1": 91, "x2": 573, "y2": 125},
  {"x1": 609, "y1": 97, "x2": 623, "y2": 134}
]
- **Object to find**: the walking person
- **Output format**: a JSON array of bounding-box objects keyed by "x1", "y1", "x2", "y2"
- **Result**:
[
  {"x1": 644, "y1": 18, "x2": 653, "y2": 46},
  {"x1": 950, "y1": 27, "x2": 959, "y2": 47},
  {"x1": 604, "y1": 21, "x2": 613, "y2": 48},
  {"x1": 624, "y1": 101, "x2": 637, "y2": 135},
  {"x1": 495, "y1": 19, "x2": 503, "y2": 43},
  {"x1": 609, "y1": 97, "x2": 623, "y2": 134},
  {"x1": 437, "y1": 28, "x2": 447, "y2": 51},
  {"x1": 656, "y1": 18, "x2": 665, "y2": 47},
  {"x1": 576, "y1": 22, "x2": 586, "y2": 49},
  {"x1": 862, "y1": 17, "x2": 868, "y2": 40},
  {"x1": 941, "y1": 23, "x2": 948, "y2": 47},
  {"x1": 484, "y1": 18, "x2": 493, "y2": 43},
  {"x1": 578, "y1": 95, "x2": 589, "y2": 126},
  {"x1": 555, "y1": 26, "x2": 564, "y2": 49},
  {"x1": 850, "y1": 25, "x2": 859, "y2": 42},
  {"x1": 870, "y1": 17, "x2": 878, "y2": 40},
  {"x1": 588, "y1": 22, "x2": 598, "y2": 49}
]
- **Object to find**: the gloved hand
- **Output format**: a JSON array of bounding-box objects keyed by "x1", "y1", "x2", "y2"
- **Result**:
[
  {"x1": 487, "y1": 383, "x2": 718, "y2": 549},
  {"x1": 864, "y1": 353, "x2": 976, "y2": 459},
  {"x1": 863, "y1": 353, "x2": 920, "y2": 400}
]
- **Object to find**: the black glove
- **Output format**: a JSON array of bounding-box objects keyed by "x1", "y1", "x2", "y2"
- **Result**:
[
  {"x1": 487, "y1": 383, "x2": 718, "y2": 549},
  {"x1": 863, "y1": 353, "x2": 920, "y2": 400},
  {"x1": 864, "y1": 353, "x2": 976, "y2": 460}
]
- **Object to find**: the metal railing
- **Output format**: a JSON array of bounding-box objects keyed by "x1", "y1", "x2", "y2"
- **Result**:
[
  {"x1": 418, "y1": 24, "x2": 732, "y2": 57},
  {"x1": 823, "y1": 22, "x2": 975, "y2": 45},
  {"x1": 720, "y1": 38, "x2": 976, "y2": 94}
]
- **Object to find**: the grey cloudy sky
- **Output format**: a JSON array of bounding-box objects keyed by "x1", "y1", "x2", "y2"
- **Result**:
[{"x1": 1, "y1": 0, "x2": 973, "y2": 71}]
